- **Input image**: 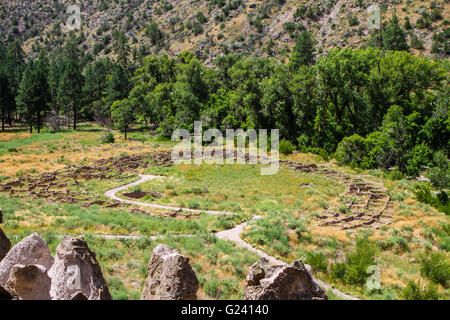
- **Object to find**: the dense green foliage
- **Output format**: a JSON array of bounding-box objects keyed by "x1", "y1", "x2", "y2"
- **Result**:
[
  {"x1": 401, "y1": 281, "x2": 439, "y2": 300},
  {"x1": 0, "y1": 32, "x2": 448, "y2": 178}
]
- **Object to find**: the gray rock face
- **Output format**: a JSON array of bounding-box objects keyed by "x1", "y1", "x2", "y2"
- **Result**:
[
  {"x1": 244, "y1": 258, "x2": 327, "y2": 300},
  {"x1": 0, "y1": 228, "x2": 11, "y2": 262},
  {"x1": 0, "y1": 233, "x2": 53, "y2": 286},
  {"x1": 141, "y1": 244, "x2": 199, "y2": 300},
  {"x1": 7, "y1": 264, "x2": 51, "y2": 300},
  {"x1": 48, "y1": 236, "x2": 111, "y2": 300}
]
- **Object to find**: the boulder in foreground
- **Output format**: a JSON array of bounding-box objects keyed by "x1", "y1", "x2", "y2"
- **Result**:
[
  {"x1": 48, "y1": 236, "x2": 112, "y2": 300},
  {"x1": 7, "y1": 264, "x2": 51, "y2": 300},
  {"x1": 244, "y1": 258, "x2": 327, "y2": 300},
  {"x1": 0, "y1": 233, "x2": 53, "y2": 286},
  {"x1": 0, "y1": 228, "x2": 11, "y2": 263},
  {"x1": 141, "y1": 244, "x2": 199, "y2": 300}
]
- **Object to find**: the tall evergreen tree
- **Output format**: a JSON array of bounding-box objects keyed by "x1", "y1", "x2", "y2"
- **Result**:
[
  {"x1": 0, "y1": 64, "x2": 13, "y2": 131},
  {"x1": 105, "y1": 64, "x2": 131, "y2": 117},
  {"x1": 290, "y1": 31, "x2": 316, "y2": 70},
  {"x1": 113, "y1": 30, "x2": 130, "y2": 68},
  {"x1": 111, "y1": 98, "x2": 134, "y2": 140},
  {"x1": 382, "y1": 14, "x2": 409, "y2": 51},
  {"x1": 4, "y1": 40, "x2": 25, "y2": 123},
  {"x1": 58, "y1": 59, "x2": 84, "y2": 130},
  {"x1": 16, "y1": 58, "x2": 50, "y2": 133}
]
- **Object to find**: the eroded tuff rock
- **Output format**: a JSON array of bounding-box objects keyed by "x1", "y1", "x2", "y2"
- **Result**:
[
  {"x1": 7, "y1": 264, "x2": 51, "y2": 300},
  {"x1": 244, "y1": 258, "x2": 327, "y2": 300},
  {"x1": 141, "y1": 244, "x2": 199, "y2": 300},
  {"x1": 48, "y1": 236, "x2": 111, "y2": 300},
  {"x1": 0, "y1": 228, "x2": 11, "y2": 262},
  {"x1": 0, "y1": 233, "x2": 53, "y2": 286}
]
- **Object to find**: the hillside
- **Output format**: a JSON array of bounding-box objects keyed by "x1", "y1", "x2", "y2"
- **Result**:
[{"x1": 0, "y1": 0, "x2": 448, "y2": 64}]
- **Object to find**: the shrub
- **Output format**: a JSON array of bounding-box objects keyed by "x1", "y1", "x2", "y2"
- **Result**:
[
  {"x1": 335, "y1": 134, "x2": 367, "y2": 166},
  {"x1": 305, "y1": 251, "x2": 328, "y2": 273},
  {"x1": 419, "y1": 252, "x2": 450, "y2": 287},
  {"x1": 428, "y1": 150, "x2": 449, "y2": 190},
  {"x1": 401, "y1": 281, "x2": 439, "y2": 300},
  {"x1": 406, "y1": 143, "x2": 433, "y2": 177},
  {"x1": 330, "y1": 238, "x2": 377, "y2": 285},
  {"x1": 319, "y1": 149, "x2": 329, "y2": 161},
  {"x1": 279, "y1": 139, "x2": 295, "y2": 155},
  {"x1": 100, "y1": 132, "x2": 115, "y2": 144}
]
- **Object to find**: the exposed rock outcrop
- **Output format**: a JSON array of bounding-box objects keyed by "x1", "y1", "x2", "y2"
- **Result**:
[
  {"x1": 0, "y1": 228, "x2": 11, "y2": 262},
  {"x1": 48, "y1": 236, "x2": 111, "y2": 300},
  {"x1": 244, "y1": 258, "x2": 327, "y2": 300},
  {"x1": 141, "y1": 244, "x2": 199, "y2": 300},
  {"x1": 0, "y1": 233, "x2": 53, "y2": 286},
  {"x1": 7, "y1": 264, "x2": 51, "y2": 300}
]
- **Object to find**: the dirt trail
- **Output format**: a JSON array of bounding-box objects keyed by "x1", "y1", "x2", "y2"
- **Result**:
[{"x1": 105, "y1": 175, "x2": 359, "y2": 300}]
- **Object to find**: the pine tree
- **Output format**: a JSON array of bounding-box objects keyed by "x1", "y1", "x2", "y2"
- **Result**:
[
  {"x1": 290, "y1": 31, "x2": 316, "y2": 70},
  {"x1": 16, "y1": 58, "x2": 50, "y2": 133},
  {"x1": 105, "y1": 64, "x2": 131, "y2": 117},
  {"x1": 113, "y1": 30, "x2": 130, "y2": 68},
  {"x1": 382, "y1": 14, "x2": 409, "y2": 51},
  {"x1": 110, "y1": 98, "x2": 134, "y2": 140},
  {"x1": 4, "y1": 40, "x2": 25, "y2": 124},
  {"x1": 0, "y1": 64, "x2": 13, "y2": 131},
  {"x1": 57, "y1": 59, "x2": 84, "y2": 130}
]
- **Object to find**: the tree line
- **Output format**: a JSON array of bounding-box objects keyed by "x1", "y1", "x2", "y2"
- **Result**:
[{"x1": 0, "y1": 25, "x2": 448, "y2": 180}]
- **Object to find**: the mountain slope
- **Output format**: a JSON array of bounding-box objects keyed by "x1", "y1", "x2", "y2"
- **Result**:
[{"x1": 0, "y1": 0, "x2": 448, "y2": 64}]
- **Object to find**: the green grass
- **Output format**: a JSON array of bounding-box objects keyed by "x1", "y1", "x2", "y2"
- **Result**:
[
  {"x1": 0, "y1": 194, "x2": 244, "y2": 238},
  {"x1": 121, "y1": 164, "x2": 342, "y2": 214},
  {"x1": 0, "y1": 132, "x2": 68, "y2": 156}
]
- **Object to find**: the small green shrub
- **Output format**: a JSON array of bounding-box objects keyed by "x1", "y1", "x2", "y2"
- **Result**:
[
  {"x1": 279, "y1": 139, "x2": 295, "y2": 155},
  {"x1": 329, "y1": 238, "x2": 378, "y2": 285},
  {"x1": 100, "y1": 132, "x2": 115, "y2": 144},
  {"x1": 401, "y1": 281, "x2": 439, "y2": 300},
  {"x1": 419, "y1": 251, "x2": 450, "y2": 287},
  {"x1": 305, "y1": 251, "x2": 328, "y2": 273}
]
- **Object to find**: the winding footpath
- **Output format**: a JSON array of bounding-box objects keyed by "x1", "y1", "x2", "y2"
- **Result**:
[{"x1": 104, "y1": 174, "x2": 359, "y2": 300}]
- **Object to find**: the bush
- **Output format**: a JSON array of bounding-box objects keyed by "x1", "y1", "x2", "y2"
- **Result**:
[
  {"x1": 419, "y1": 252, "x2": 450, "y2": 287},
  {"x1": 305, "y1": 251, "x2": 328, "y2": 273},
  {"x1": 100, "y1": 132, "x2": 115, "y2": 144},
  {"x1": 406, "y1": 143, "x2": 433, "y2": 177},
  {"x1": 279, "y1": 138, "x2": 295, "y2": 155},
  {"x1": 335, "y1": 134, "x2": 367, "y2": 166},
  {"x1": 319, "y1": 149, "x2": 329, "y2": 162},
  {"x1": 428, "y1": 150, "x2": 449, "y2": 190},
  {"x1": 329, "y1": 238, "x2": 377, "y2": 285},
  {"x1": 414, "y1": 185, "x2": 449, "y2": 215},
  {"x1": 401, "y1": 281, "x2": 439, "y2": 300}
]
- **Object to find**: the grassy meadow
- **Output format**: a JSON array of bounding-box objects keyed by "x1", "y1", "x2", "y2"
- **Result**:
[{"x1": 0, "y1": 124, "x2": 448, "y2": 300}]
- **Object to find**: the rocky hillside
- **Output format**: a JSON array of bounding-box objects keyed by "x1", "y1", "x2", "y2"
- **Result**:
[{"x1": 0, "y1": 0, "x2": 448, "y2": 64}]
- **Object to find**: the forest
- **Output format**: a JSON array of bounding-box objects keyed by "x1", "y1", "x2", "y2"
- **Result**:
[{"x1": 0, "y1": 16, "x2": 448, "y2": 182}]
